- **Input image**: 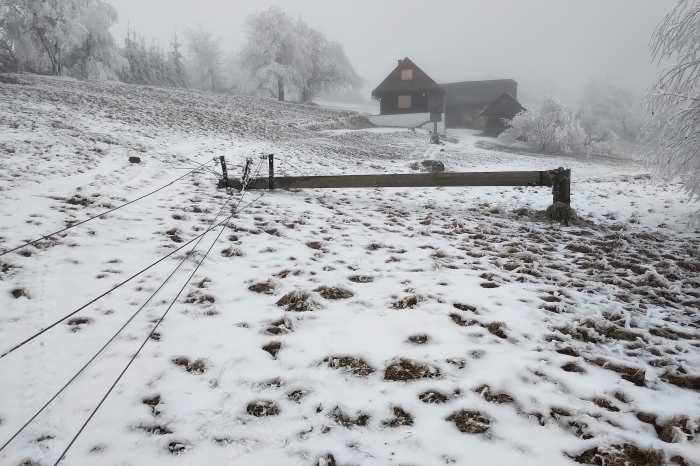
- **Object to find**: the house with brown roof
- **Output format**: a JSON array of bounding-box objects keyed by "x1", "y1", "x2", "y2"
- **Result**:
[
  {"x1": 369, "y1": 58, "x2": 522, "y2": 136},
  {"x1": 369, "y1": 58, "x2": 446, "y2": 131},
  {"x1": 441, "y1": 79, "x2": 519, "y2": 131}
]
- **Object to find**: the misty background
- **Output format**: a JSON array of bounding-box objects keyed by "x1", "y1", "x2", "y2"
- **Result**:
[{"x1": 107, "y1": 0, "x2": 675, "y2": 107}]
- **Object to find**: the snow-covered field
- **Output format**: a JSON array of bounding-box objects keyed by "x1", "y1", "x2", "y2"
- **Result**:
[{"x1": 1, "y1": 75, "x2": 699, "y2": 466}]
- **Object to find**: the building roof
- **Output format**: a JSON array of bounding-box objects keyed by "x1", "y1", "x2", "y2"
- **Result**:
[
  {"x1": 372, "y1": 58, "x2": 444, "y2": 96},
  {"x1": 441, "y1": 79, "x2": 518, "y2": 107},
  {"x1": 478, "y1": 92, "x2": 526, "y2": 118}
]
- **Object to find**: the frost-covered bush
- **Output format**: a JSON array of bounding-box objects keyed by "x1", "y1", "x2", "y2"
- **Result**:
[{"x1": 499, "y1": 96, "x2": 586, "y2": 155}]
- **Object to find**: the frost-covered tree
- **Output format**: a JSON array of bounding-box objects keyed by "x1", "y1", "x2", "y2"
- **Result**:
[
  {"x1": 239, "y1": 7, "x2": 307, "y2": 101},
  {"x1": 580, "y1": 78, "x2": 641, "y2": 142},
  {"x1": 238, "y1": 8, "x2": 362, "y2": 102},
  {"x1": 0, "y1": 0, "x2": 87, "y2": 75},
  {"x1": 66, "y1": 0, "x2": 126, "y2": 81},
  {"x1": 0, "y1": 0, "x2": 22, "y2": 71},
  {"x1": 0, "y1": 0, "x2": 124, "y2": 77},
  {"x1": 224, "y1": 52, "x2": 255, "y2": 95},
  {"x1": 184, "y1": 25, "x2": 223, "y2": 92},
  {"x1": 642, "y1": 0, "x2": 700, "y2": 202},
  {"x1": 297, "y1": 25, "x2": 362, "y2": 102},
  {"x1": 117, "y1": 27, "x2": 186, "y2": 88},
  {"x1": 500, "y1": 96, "x2": 586, "y2": 154},
  {"x1": 169, "y1": 28, "x2": 187, "y2": 87},
  {"x1": 119, "y1": 27, "x2": 148, "y2": 84}
]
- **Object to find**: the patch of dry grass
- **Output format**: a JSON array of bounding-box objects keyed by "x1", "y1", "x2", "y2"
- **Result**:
[
  {"x1": 407, "y1": 334, "x2": 429, "y2": 345},
  {"x1": 264, "y1": 317, "x2": 293, "y2": 335},
  {"x1": 276, "y1": 290, "x2": 321, "y2": 312},
  {"x1": 446, "y1": 410, "x2": 490, "y2": 434},
  {"x1": 326, "y1": 356, "x2": 375, "y2": 377},
  {"x1": 249, "y1": 281, "x2": 276, "y2": 294},
  {"x1": 172, "y1": 357, "x2": 208, "y2": 374},
  {"x1": 391, "y1": 294, "x2": 424, "y2": 309},
  {"x1": 382, "y1": 407, "x2": 414, "y2": 428},
  {"x1": 314, "y1": 285, "x2": 354, "y2": 300},
  {"x1": 473, "y1": 385, "x2": 515, "y2": 404},
  {"x1": 419, "y1": 390, "x2": 449, "y2": 404},
  {"x1": 571, "y1": 444, "x2": 663, "y2": 466},
  {"x1": 384, "y1": 359, "x2": 441, "y2": 381},
  {"x1": 246, "y1": 400, "x2": 280, "y2": 417},
  {"x1": 262, "y1": 341, "x2": 281, "y2": 358},
  {"x1": 328, "y1": 406, "x2": 370, "y2": 428},
  {"x1": 11, "y1": 288, "x2": 30, "y2": 299}
]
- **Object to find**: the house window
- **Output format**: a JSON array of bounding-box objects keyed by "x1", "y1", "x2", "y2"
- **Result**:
[
  {"x1": 401, "y1": 69, "x2": 413, "y2": 80},
  {"x1": 398, "y1": 95, "x2": 412, "y2": 109}
]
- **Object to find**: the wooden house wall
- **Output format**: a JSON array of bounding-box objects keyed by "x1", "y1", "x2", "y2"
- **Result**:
[
  {"x1": 442, "y1": 80, "x2": 518, "y2": 129},
  {"x1": 484, "y1": 117, "x2": 507, "y2": 137},
  {"x1": 378, "y1": 92, "x2": 431, "y2": 115},
  {"x1": 445, "y1": 104, "x2": 489, "y2": 130}
]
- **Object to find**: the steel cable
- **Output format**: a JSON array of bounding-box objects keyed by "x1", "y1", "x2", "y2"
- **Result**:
[
  {"x1": 0, "y1": 163, "x2": 214, "y2": 258},
  {"x1": 0, "y1": 190, "x2": 237, "y2": 453},
  {"x1": 51, "y1": 165, "x2": 265, "y2": 465}
]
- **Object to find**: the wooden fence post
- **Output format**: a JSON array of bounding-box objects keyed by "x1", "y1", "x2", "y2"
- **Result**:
[
  {"x1": 561, "y1": 168, "x2": 571, "y2": 206},
  {"x1": 268, "y1": 154, "x2": 275, "y2": 190},
  {"x1": 220, "y1": 156, "x2": 228, "y2": 189},
  {"x1": 549, "y1": 167, "x2": 571, "y2": 206}
]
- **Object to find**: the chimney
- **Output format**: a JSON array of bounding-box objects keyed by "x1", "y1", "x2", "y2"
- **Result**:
[{"x1": 398, "y1": 59, "x2": 402, "y2": 66}]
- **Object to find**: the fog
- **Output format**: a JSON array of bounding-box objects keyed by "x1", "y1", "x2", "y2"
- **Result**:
[{"x1": 109, "y1": 0, "x2": 675, "y2": 107}]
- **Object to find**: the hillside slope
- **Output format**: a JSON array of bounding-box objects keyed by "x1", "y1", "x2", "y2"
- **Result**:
[{"x1": 0, "y1": 76, "x2": 699, "y2": 466}]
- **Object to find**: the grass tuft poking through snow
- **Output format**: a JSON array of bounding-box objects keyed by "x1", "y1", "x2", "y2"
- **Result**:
[
  {"x1": 383, "y1": 358, "x2": 442, "y2": 381},
  {"x1": 275, "y1": 289, "x2": 322, "y2": 311},
  {"x1": 246, "y1": 400, "x2": 280, "y2": 417},
  {"x1": 325, "y1": 356, "x2": 375, "y2": 377},
  {"x1": 446, "y1": 410, "x2": 491, "y2": 434}
]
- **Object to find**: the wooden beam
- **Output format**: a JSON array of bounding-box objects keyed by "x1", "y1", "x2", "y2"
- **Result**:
[{"x1": 223, "y1": 171, "x2": 554, "y2": 191}]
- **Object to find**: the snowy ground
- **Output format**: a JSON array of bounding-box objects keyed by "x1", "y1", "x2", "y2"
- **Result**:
[{"x1": 0, "y1": 75, "x2": 699, "y2": 466}]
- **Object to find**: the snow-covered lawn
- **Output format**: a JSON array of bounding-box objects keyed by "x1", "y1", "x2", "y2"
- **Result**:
[{"x1": 1, "y1": 76, "x2": 699, "y2": 466}]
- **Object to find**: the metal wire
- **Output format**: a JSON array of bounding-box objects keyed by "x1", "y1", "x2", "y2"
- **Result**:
[
  {"x1": 0, "y1": 191, "x2": 237, "y2": 453},
  {"x1": 51, "y1": 181, "x2": 264, "y2": 465},
  {"x1": 0, "y1": 163, "x2": 214, "y2": 258}
]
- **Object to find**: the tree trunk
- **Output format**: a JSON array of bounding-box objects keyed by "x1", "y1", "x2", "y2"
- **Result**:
[
  {"x1": 301, "y1": 87, "x2": 312, "y2": 103},
  {"x1": 278, "y1": 77, "x2": 284, "y2": 101},
  {"x1": 621, "y1": 119, "x2": 627, "y2": 141},
  {"x1": 2, "y1": 45, "x2": 19, "y2": 70},
  {"x1": 35, "y1": 28, "x2": 58, "y2": 75},
  {"x1": 55, "y1": 42, "x2": 61, "y2": 75}
]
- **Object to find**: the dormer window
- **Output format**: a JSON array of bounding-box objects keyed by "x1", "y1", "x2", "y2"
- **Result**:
[{"x1": 401, "y1": 69, "x2": 413, "y2": 80}]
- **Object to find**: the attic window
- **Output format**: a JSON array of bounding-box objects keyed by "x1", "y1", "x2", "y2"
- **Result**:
[
  {"x1": 401, "y1": 69, "x2": 413, "y2": 80},
  {"x1": 398, "y1": 95, "x2": 412, "y2": 109}
]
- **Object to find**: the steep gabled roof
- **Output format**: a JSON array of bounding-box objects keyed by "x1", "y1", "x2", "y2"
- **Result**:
[
  {"x1": 441, "y1": 79, "x2": 518, "y2": 107},
  {"x1": 372, "y1": 58, "x2": 444, "y2": 96},
  {"x1": 479, "y1": 92, "x2": 526, "y2": 118}
]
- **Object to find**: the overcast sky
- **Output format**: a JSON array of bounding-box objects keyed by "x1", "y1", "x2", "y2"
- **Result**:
[{"x1": 108, "y1": 0, "x2": 675, "y2": 106}]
